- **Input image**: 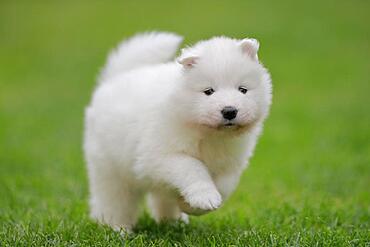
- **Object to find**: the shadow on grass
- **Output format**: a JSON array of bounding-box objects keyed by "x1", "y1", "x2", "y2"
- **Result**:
[{"x1": 126, "y1": 213, "x2": 250, "y2": 245}]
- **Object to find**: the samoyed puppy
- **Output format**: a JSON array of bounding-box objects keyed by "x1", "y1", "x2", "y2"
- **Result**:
[{"x1": 84, "y1": 32, "x2": 272, "y2": 231}]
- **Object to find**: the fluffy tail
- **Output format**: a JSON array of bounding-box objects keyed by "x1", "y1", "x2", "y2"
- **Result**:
[{"x1": 99, "y1": 32, "x2": 183, "y2": 82}]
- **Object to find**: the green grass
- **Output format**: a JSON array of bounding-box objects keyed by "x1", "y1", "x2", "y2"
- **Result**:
[{"x1": 0, "y1": 0, "x2": 369, "y2": 246}]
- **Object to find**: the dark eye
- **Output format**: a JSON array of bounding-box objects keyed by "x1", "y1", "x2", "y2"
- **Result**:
[
  {"x1": 238, "y1": 86, "x2": 248, "y2": 94},
  {"x1": 203, "y1": 87, "x2": 215, "y2": 96}
]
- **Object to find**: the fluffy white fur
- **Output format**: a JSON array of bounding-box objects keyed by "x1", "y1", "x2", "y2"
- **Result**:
[{"x1": 84, "y1": 32, "x2": 272, "y2": 231}]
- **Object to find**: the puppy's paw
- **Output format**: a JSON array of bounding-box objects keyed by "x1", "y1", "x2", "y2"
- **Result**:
[
  {"x1": 180, "y1": 212, "x2": 189, "y2": 224},
  {"x1": 179, "y1": 183, "x2": 222, "y2": 215}
]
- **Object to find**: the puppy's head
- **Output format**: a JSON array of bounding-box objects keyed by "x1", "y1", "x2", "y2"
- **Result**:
[{"x1": 174, "y1": 36, "x2": 272, "y2": 133}]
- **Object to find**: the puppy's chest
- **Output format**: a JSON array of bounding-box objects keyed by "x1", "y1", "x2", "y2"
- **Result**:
[{"x1": 198, "y1": 138, "x2": 245, "y2": 175}]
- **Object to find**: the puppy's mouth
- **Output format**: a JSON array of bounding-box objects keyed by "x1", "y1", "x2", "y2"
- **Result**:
[
  {"x1": 219, "y1": 121, "x2": 240, "y2": 129},
  {"x1": 198, "y1": 121, "x2": 247, "y2": 131},
  {"x1": 224, "y1": 122, "x2": 236, "y2": 127}
]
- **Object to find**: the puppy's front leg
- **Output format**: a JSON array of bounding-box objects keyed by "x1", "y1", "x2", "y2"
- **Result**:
[{"x1": 140, "y1": 154, "x2": 222, "y2": 212}]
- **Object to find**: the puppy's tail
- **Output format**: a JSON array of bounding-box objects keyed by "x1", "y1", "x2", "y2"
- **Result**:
[{"x1": 99, "y1": 31, "x2": 183, "y2": 82}]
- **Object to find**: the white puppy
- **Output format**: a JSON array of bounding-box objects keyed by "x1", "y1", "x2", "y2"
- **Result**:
[{"x1": 84, "y1": 32, "x2": 272, "y2": 231}]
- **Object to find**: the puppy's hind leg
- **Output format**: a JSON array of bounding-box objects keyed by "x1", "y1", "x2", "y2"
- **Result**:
[
  {"x1": 147, "y1": 190, "x2": 189, "y2": 224},
  {"x1": 88, "y1": 165, "x2": 143, "y2": 232}
]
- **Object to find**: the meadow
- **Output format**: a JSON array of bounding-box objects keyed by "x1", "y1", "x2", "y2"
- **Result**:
[{"x1": 0, "y1": 0, "x2": 369, "y2": 246}]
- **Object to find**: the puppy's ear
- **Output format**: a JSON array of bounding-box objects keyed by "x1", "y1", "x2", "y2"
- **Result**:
[
  {"x1": 239, "y1": 38, "x2": 259, "y2": 61},
  {"x1": 178, "y1": 56, "x2": 199, "y2": 69}
]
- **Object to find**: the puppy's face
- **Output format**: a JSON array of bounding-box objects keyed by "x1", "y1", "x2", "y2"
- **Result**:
[{"x1": 176, "y1": 37, "x2": 272, "y2": 133}]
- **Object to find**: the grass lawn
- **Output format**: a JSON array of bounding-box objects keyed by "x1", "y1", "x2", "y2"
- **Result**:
[{"x1": 0, "y1": 0, "x2": 369, "y2": 246}]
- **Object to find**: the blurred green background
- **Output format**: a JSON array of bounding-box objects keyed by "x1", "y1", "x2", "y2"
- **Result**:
[{"x1": 0, "y1": 0, "x2": 369, "y2": 245}]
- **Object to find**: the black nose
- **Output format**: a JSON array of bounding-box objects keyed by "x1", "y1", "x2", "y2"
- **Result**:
[{"x1": 221, "y1": 106, "x2": 238, "y2": 120}]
